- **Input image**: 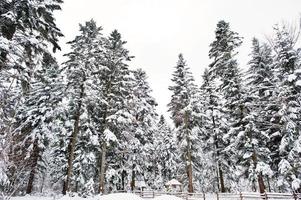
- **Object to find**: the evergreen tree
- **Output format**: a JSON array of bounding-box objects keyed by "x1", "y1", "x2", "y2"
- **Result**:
[
  {"x1": 208, "y1": 20, "x2": 243, "y2": 192},
  {"x1": 127, "y1": 69, "x2": 158, "y2": 190},
  {"x1": 271, "y1": 25, "x2": 301, "y2": 192},
  {"x1": 153, "y1": 115, "x2": 179, "y2": 189},
  {"x1": 21, "y1": 52, "x2": 64, "y2": 194},
  {"x1": 168, "y1": 54, "x2": 200, "y2": 193},
  {"x1": 6, "y1": 51, "x2": 64, "y2": 195},
  {"x1": 199, "y1": 68, "x2": 221, "y2": 192},
  {"x1": 0, "y1": 1, "x2": 63, "y2": 195},
  {"x1": 235, "y1": 38, "x2": 275, "y2": 193},
  {"x1": 62, "y1": 19, "x2": 104, "y2": 195},
  {"x1": 96, "y1": 29, "x2": 134, "y2": 193}
]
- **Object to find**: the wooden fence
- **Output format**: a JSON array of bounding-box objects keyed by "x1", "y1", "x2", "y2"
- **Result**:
[{"x1": 127, "y1": 190, "x2": 301, "y2": 200}]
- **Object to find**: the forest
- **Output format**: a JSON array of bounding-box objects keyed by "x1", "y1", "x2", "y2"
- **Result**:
[{"x1": 0, "y1": 0, "x2": 301, "y2": 198}]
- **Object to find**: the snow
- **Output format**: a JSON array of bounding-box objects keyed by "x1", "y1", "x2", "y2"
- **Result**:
[
  {"x1": 256, "y1": 161, "x2": 273, "y2": 176},
  {"x1": 8, "y1": 192, "x2": 299, "y2": 200},
  {"x1": 295, "y1": 80, "x2": 301, "y2": 86},
  {"x1": 100, "y1": 193, "x2": 143, "y2": 200},
  {"x1": 0, "y1": 36, "x2": 10, "y2": 51},
  {"x1": 165, "y1": 179, "x2": 182, "y2": 186},
  {"x1": 11, "y1": 196, "x2": 55, "y2": 200},
  {"x1": 1, "y1": 11, "x2": 15, "y2": 21},
  {"x1": 278, "y1": 159, "x2": 292, "y2": 174},
  {"x1": 58, "y1": 194, "x2": 94, "y2": 200},
  {"x1": 104, "y1": 129, "x2": 117, "y2": 143},
  {"x1": 154, "y1": 195, "x2": 182, "y2": 200},
  {"x1": 287, "y1": 74, "x2": 296, "y2": 82},
  {"x1": 10, "y1": 194, "x2": 187, "y2": 200},
  {"x1": 10, "y1": 194, "x2": 143, "y2": 200},
  {"x1": 292, "y1": 179, "x2": 301, "y2": 190}
]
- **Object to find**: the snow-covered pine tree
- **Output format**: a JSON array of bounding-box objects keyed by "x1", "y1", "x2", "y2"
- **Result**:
[
  {"x1": 198, "y1": 68, "x2": 221, "y2": 192},
  {"x1": 270, "y1": 24, "x2": 301, "y2": 192},
  {"x1": 127, "y1": 68, "x2": 158, "y2": 190},
  {"x1": 208, "y1": 20, "x2": 243, "y2": 192},
  {"x1": 153, "y1": 115, "x2": 180, "y2": 189},
  {"x1": 238, "y1": 38, "x2": 275, "y2": 193},
  {"x1": 12, "y1": 52, "x2": 64, "y2": 194},
  {"x1": 168, "y1": 54, "x2": 201, "y2": 193},
  {"x1": 0, "y1": 0, "x2": 63, "y2": 129},
  {"x1": 0, "y1": 0, "x2": 63, "y2": 195},
  {"x1": 96, "y1": 29, "x2": 134, "y2": 193},
  {"x1": 0, "y1": 0, "x2": 62, "y2": 62},
  {"x1": 62, "y1": 19, "x2": 104, "y2": 195}
]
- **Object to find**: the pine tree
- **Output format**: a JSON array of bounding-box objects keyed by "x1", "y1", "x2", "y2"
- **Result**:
[
  {"x1": 24, "y1": 52, "x2": 63, "y2": 194},
  {"x1": 271, "y1": 24, "x2": 301, "y2": 192},
  {"x1": 168, "y1": 54, "x2": 200, "y2": 193},
  {"x1": 208, "y1": 20, "x2": 243, "y2": 192},
  {"x1": 235, "y1": 38, "x2": 275, "y2": 193},
  {"x1": 0, "y1": 1, "x2": 63, "y2": 195},
  {"x1": 96, "y1": 29, "x2": 134, "y2": 193},
  {"x1": 128, "y1": 68, "x2": 158, "y2": 190},
  {"x1": 199, "y1": 68, "x2": 221, "y2": 192},
  {"x1": 153, "y1": 115, "x2": 179, "y2": 189},
  {"x1": 62, "y1": 19, "x2": 104, "y2": 195},
  {"x1": 0, "y1": 0, "x2": 63, "y2": 130}
]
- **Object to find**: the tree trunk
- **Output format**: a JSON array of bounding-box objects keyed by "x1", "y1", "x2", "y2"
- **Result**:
[
  {"x1": 131, "y1": 164, "x2": 136, "y2": 191},
  {"x1": 187, "y1": 153, "x2": 193, "y2": 193},
  {"x1": 266, "y1": 176, "x2": 271, "y2": 192},
  {"x1": 211, "y1": 109, "x2": 225, "y2": 193},
  {"x1": 62, "y1": 83, "x2": 84, "y2": 195},
  {"x1": 185, "y1": 111, "x2": 194, "y2": 193},
  {"x1": 98, "y1": 75, "x2": 113, "y2": 194},
  {"x1": 258, "y1": 173, "x2": 265, "y2": 194},
  {"x1": 98, "y1": 111, "x2": 109, "y2": 194},
  {"x1": 26, "y1": 138, "x2": 39, "y2": 194},
  {"x1": 218, "y1": 162, "x2": 225, "y2": 193},
  {"x1": 252, "y1": 151, "x2": 265, "y2": 194},
  {"x1": 121, "y1": 170, "x2": 126, "y2": 191},
  {"x1": 121, "y1": 152, "x2": 126, "y2": 191},
  {"x1": 99, "y1": 142, "x2": 107, "y2": 193}
]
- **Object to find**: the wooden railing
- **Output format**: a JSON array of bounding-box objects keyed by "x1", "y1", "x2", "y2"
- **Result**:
[{"x1": 120, "y1": 190, "x2": 301, "y2": 200}]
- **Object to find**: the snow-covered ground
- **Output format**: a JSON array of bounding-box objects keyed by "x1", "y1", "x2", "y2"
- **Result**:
[{"x1": 10, "y1": 193, "x2": 185, "y2": 200}]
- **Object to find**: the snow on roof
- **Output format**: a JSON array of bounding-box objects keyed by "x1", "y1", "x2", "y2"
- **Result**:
[
  {"x1": 165, "y1": 179, "x2": 182, "y2": 186},
  {"x1": 136, "y1": 180, "x2": 147, "y2": 187}
]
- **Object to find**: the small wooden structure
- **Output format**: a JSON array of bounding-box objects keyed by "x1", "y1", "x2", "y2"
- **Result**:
[
  {"x1": 136, "y1": 180, "x2": 147, "y2": 191},
  {"x1": 165, "y1": 179, "x2": 182, "y2": 192}
]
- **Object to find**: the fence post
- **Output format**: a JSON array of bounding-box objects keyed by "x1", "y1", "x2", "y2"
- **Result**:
[
  {"x1": 264, "y1": 191, "x2": 268, "y2": 200},
  {"x1": 239, "y1": 192, "x2": 243, "y2": 200},
  {"x1": 203, "y1": 192, "x2": 206, "y2": 200},
  {"x1": 293, "y1": 192, "x2": 297, "y2": 200},
  {"x1": 216, "y1": 192, "x2": 219, "y2": 200}
]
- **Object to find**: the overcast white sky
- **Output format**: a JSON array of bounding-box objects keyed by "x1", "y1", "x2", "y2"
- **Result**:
[{"x1": 54, "y1": 0, "x2": 301, "y2": 119}]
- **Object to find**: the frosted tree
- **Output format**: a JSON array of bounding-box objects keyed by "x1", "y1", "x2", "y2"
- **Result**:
[
  {"x1": 153, "y1": 115, "x2": 180, "y2": 189},
  {"x1": 208, "y1": 20, "x2": 242, "y2": 192},
  {"x1": 0, "y1": 0, "x2": 63, "y2": 129},
  {"x1": 236, "y1": 38, "x2": 275, "y2": 193},
  {"x1": 116, "y1": 69, "x2": 157, "y2": 190},
  {"x1": 270, "y1": 24, "x2": 301, "y2": 192},
  {"x1": 168, "y1": 54, "x2": 201, "y2": 193},
  {"x1": 0, "y1": 1, "x2": 63, "y2": 195},
  {"x1": 61, "y1": 20, "x2": 104, "y2": 195},
  {"x1": 14, "y1": 52, "x2": 64, "y2": 194},
  {"x1": 96, "y1": 29, "x2": 134, "y2": 193},
  {"x1": 198, "y1": 68, "x2": 221, "y2": 192},
  {"x1": 128, "y1": 69, "x2": 158, "y2": 189}
]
